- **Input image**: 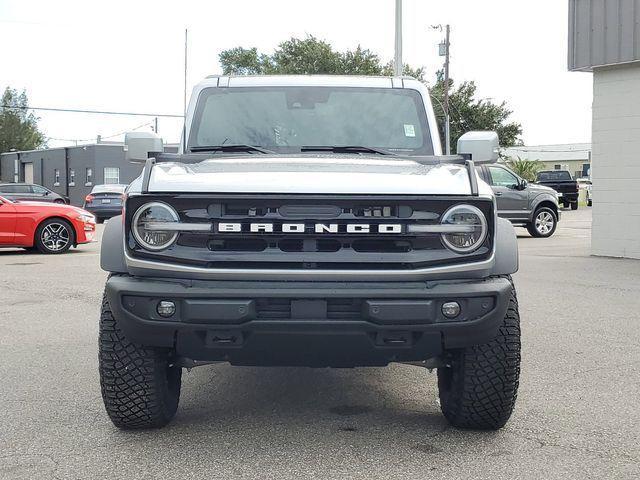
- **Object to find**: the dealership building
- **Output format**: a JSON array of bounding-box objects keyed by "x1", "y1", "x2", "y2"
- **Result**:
[
  {"x1": 0, "y1": 142, "x2": 177, "y2": 206},
  {"x1": 502, "y1": 143, "x2": 592, "y2": 180},
  {"x1": 569, "y1": 0, "x2": 640, "y2": 259}
]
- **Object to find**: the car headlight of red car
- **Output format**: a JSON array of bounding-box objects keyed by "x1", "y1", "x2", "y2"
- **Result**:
[{"x1": 76, "y1": 213, "x2": 96, "y2": 224}]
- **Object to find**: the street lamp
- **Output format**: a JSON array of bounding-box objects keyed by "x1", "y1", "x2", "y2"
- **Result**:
[{"x1": 431, "y1": 24, "x2": 451, "y2": 155}]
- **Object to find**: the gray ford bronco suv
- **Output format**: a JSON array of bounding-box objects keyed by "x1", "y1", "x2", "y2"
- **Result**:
[{"x1": 99, "y1": 75, "x2": 521, "y2": 431}]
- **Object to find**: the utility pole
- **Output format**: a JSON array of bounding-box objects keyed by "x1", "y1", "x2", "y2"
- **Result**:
[
  {"x1": 182, "y1": 28, "x2": 188, "y2": 152},
  {"x1": 394, "y1": 0, "x2": 403, "y2": 76},
  {"x1": 183, "y1": 28, "x2": 188, "y2": 118},
  {"x1": 442, "y1": 25, "x2": 451, "y2": 155}
]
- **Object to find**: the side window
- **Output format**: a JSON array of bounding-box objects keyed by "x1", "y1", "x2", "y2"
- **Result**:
[
  {"x1": 15, "y1": 185, "x2": 31, "y2": 193},
  {"x1": 32, "y1": 185, "x2": 48, "y2": 194},
  {"x1": 0, "y1": 185, "x2": 18, "y2": 193},
  {"x1": 488, "y1": 166, "x2": 519, "y2": 188},
  {"x1": 475, "y1": 167, "x2": 487, "y2": 183},
  {"x1": 104, "y1": 167, "x2": 120, "y2": 185}
]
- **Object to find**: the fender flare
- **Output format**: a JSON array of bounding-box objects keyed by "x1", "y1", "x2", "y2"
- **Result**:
[
  {"x1": 100, "y1": 215, "x2": 127, "y2": 273},
  {"x1": 491, "y1": 217, "x2": 519, "y2": 275},
  {"x1": 530, "y1": 193, "x2": 559, "y2": 218}
]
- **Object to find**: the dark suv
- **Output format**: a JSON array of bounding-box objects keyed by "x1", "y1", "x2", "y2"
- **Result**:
[{"x1": 0, "y1": 183, "x2": 69, "y2": 204}]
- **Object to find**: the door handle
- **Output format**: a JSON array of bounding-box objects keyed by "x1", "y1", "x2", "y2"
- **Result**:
[{"x1": 495, "y1": 192, "x2": 503, "y2": 196}]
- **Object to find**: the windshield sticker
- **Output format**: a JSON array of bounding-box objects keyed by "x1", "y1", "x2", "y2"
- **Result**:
[{"x1": 404, "y1": 124, "x2": 416, "y2": 137}]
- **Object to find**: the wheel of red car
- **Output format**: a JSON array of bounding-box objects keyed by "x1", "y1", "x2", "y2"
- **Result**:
[{"x1": 34, "y1": 218, "x2": 75, "y2": 254}]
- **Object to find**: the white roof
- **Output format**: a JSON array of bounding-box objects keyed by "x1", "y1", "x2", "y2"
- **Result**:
[
  {"x1": 501, "y1": 143, "x2": 591, "y2": 162},
  {"x1": 198, "y1": 75, "x2": 414, "y2": 89}
]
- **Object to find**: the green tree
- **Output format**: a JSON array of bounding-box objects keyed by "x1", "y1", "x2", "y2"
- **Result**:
[
  {"x1": 218, "y1": 36, "x2": 523, "y2": 152},
  {"x1": 430, "y1": 72, "x2": 523, "y2": 153},
  {"x1": 504, "y1": 156, "x2": 542, "y2": 182},
  {"x1": 0, "y1": 87, "x2": 46, "y2": 154},
  {"x1": 220, "y1": 36, "x2": 386, "y2": 76}
]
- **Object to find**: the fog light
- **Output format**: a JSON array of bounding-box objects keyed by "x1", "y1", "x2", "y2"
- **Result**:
[
  {"x1": 157, "y1": 300, "x2": 176, "y2": 318},
  {"x1": 442, "y1": 301, "x2": 461, "y2": 319}
]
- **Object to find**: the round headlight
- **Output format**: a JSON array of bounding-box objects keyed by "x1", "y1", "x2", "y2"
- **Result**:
[
  {"x1": 132, "y1": 202, "x2": 179, "y2": 251},
  {"x1": 440, "y1": 204, "x2": 487, "y2": 254}
]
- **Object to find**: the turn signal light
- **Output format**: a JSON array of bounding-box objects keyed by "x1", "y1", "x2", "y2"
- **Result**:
[{"x1": 85, "y1": 194, "x2": 94, "y2": 203}]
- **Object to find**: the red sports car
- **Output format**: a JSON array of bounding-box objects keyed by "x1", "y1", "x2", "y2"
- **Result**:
[{"x1": 0, "y1": 195, "x2": 96, "y2": 254}]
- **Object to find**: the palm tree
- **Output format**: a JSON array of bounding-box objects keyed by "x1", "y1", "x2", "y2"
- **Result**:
[{"x1": 505, "y1": 157, "x2": 542, "y2": 182}]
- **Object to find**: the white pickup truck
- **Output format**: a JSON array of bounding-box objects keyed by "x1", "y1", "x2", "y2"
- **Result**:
[{"x1": 99, "y1": 75, "x2": 520, "y2": 431}]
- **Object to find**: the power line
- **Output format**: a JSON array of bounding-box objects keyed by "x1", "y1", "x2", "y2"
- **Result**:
[
  {"x1": 0, "y1": 105, "x2": 183, "y2": 118},
  {"x1": 46, "y1": 120, "x2": 155, "y2": 144},
  {"x1": 100, "y1": 120, "x2": 155, "y2": 140},
  {"x1": 504, "y1": 148, "x2": 591, "y2": 153}
]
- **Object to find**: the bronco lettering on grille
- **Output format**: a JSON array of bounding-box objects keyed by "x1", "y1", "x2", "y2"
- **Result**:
[{"x1": 216, "y1": 223, "x2": 403, "y2": 234}]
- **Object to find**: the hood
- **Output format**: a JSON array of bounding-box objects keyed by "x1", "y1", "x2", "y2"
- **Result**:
[
  {"x1": 142, "y1": 155, "x2": 491, "y2": 196},
  {"x1": 13, "y1": 201, "x2": 90, "y2": 215},
  {"x1": 529, "y1": 183, "x2": 557, "y2": 194}
]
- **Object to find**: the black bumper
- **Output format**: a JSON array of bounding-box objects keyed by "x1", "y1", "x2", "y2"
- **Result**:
[
  {"x1": 105, "y1": 275, "x2": 512, "y2": 367},
  {"x1": 85, "y1": 206, "x2": 122, "y2": 218},
  {"x1": 559, "y1": 192, "x2": 579, "y2": 203}
]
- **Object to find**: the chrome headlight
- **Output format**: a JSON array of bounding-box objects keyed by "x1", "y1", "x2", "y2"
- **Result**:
[
  {"x1": 440, "y1": 204, "x2": 488, "y2": 254},
  {"x1": 132, "y1": 202, "x2": 179, "y2": 251}
]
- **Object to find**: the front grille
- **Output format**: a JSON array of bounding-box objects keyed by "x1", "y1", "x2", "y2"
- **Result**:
[
  {"x1": 256, "y1": 298, "x2": 363, "y2": 320},
  {"x1": 126, "y1": 194, "x2": 494, "y2": 271}
]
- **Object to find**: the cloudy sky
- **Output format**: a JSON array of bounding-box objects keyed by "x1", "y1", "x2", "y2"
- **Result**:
[{"x1": 0, "y1": 0, "x2": 593, "y2": 148}]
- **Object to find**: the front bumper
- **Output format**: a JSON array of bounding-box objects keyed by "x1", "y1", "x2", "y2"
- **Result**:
[
  {"x1": 105, "y1": 275, "x2": 512, "y2": 367},
  {"x1": 74, "y1": 221, "x2": 96, "y2": 244}
]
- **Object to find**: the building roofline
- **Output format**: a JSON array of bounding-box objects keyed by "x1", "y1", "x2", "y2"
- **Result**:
[
  {"x1": 1, "y1": 142, "x2": 180, "y2": 157},
  {"x1": 570, "y1": 59, "x2": 640, "y2": 73}
]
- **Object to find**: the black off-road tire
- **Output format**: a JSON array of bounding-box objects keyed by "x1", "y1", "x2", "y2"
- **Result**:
[
  {"x1": 99, "y1": 292, "x2": 182, "y2": 429},
  {"x1": 437, "y1": 275, "x2": 521, "y2": 430}
]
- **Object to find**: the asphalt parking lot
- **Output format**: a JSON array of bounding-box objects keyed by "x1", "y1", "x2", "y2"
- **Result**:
[{"x1": 1, "y1": 208, "x2": 639, "y2": 480}]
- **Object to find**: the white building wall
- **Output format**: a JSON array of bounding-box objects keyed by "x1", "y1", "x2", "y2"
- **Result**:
[{"x1": 591, "y1": 63, "x2": 640, "y2": 259}]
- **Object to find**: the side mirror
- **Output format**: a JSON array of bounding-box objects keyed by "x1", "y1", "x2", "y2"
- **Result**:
[
  {"x1": 519, "y1": 179, "x2": 528, "y2": 190},
  {"x1": 44, "y1": 191, "x2": 50, "y2": 195},
  {"x1": 124, "y1": 132, "x2": 164, "y2": 162},
  {"x1": 457, "y1": 131, "x2": 499, "y2": 163}
]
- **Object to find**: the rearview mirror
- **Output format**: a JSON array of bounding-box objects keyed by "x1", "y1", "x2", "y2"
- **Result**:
[
  {"x1": 457, "y1": 131, "x2": 499, "y2": 163},
  {"x1": 124, "y1": 132, "x2": 164, "y2": 163}
]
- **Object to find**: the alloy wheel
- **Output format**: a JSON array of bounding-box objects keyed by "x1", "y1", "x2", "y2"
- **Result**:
[
  {"x1": 535, "y1": 211, "x2": 554, "y2": 235},
  {"x1": 41, "y1": 223, "x2": 71, "y2": 252}
]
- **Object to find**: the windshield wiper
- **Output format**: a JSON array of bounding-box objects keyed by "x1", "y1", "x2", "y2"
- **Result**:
[
  {"x1": 190, "y1": 144, "x2": 275, "y2": 154},
  {"x1": 300, "y1": 145, "x2": 396, "y2": 156}
]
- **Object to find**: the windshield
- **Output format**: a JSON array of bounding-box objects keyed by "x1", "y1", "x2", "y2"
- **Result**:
[
  {"x1": 91, "y1": 184, "x2": 127, "y2": 194},
  {"x1": 537, "y1": 171, "x2": 572, "y2": 182},
  {"x1": 188, "y1": 86, "x2": 434, "y2": 155}
]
